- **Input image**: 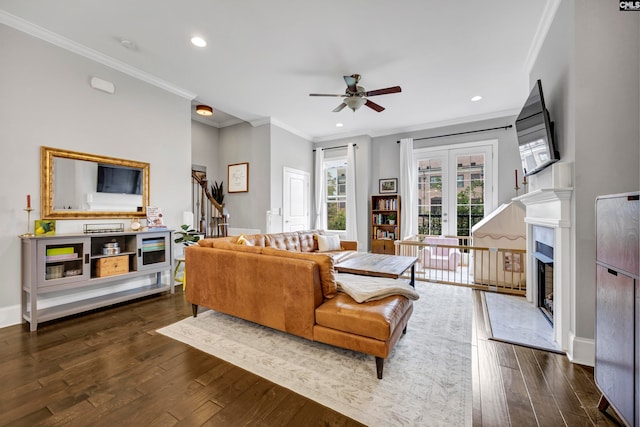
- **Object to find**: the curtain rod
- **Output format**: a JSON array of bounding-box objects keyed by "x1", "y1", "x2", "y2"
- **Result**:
[
  {"x1": 313, "y1": 144, "x2": 357, "y2": 152},
  {"x1": 396, "y1": 125, "x2": 512, "y2": 143}
]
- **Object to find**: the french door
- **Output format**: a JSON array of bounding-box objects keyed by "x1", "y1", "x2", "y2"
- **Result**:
[{"x1": 415, "y1": 141, "x2": 495, "y2": 237}]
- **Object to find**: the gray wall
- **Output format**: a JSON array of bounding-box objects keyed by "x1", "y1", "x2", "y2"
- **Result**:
[
  {"x1": 530, "y1": 0, "x2": 640, "y2": 364},
  {"x1": 191, "y1": 120, "x2": 220, "y2": 180},
  {"x1": 0, "y1": 24, "x2": 192, "y2": 327},
  {"x1": 371, "y1": 116, "x2": 521, "y2": 206},
  {"x1": 218, "y1": 122, "x2": 270, "y2": 232},
  {"x1": 270, "y1": 125, "x2": 314, "y2": 232}
]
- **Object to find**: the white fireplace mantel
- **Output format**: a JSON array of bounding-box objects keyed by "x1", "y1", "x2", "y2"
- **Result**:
[
  {"x1": 514, "y1": 187, "x2": 573, "y2": 351},
  {"x1": 514, "y1": 188, "x2": 573, "y2": 226}
]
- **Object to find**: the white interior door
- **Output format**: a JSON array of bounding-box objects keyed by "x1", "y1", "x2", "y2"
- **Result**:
[{"x1": 283, "y1": 167, "x2": 310, "y2": 232}]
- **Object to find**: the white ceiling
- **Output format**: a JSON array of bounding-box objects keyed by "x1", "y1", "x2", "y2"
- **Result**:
[{"x1": 0, "y1": 0, "x2": 552, "y2": 142}]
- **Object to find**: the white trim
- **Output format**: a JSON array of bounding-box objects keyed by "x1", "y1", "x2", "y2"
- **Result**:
[
  {"x1": 523, "y1": 0, "x2": 563, "y2": 73},
  {"x1": 567, "y1": 333, "x2": 595, "y2": 367},
  {"x1": 0, "y1": 304, "x2": 22, "y2": 329},
  {"x1": 0, "y1": 10, "x2": 197, "y2": 100}
]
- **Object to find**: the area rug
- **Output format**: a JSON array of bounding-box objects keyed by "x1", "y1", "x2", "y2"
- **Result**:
[
  {"x1": 158, "y1": 282, "x2": 473, "y2": 426},
  {"x1": 484, "y1": 291, "x2": 563, "y2": 353}
]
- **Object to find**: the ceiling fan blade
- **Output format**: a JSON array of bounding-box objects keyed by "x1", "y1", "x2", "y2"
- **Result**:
[
  {"x1": 365, "y1": 86, "x2": 402, "y2": 97},
  {"x1": 365, "y1": 99, "x2": 385, "y2": 112},
  {"x1": 332, "y1": 103, "x2": 347, "y2": 112},
  {"x1": 343, "y1": 75, "x2": 359, "y2": 93},
  {"x1": 309, "y1": 93, "x2": 344, "y2": 97}
]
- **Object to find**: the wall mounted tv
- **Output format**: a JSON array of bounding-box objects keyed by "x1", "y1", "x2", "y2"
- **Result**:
[
  {"x1": 515, "y1": 79, "x2": 559, "y2": 176},
  {"x1": 96, "y1": 164, "x2": 142, "y2": 195}
]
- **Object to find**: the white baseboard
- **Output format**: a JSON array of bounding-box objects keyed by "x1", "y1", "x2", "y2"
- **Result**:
[
  {"x1": 567, "y1": 332, "x2": 595, "y2": 367},
  {"x1": 0, "y1": 304, "x2": 22, "y2": 330}
]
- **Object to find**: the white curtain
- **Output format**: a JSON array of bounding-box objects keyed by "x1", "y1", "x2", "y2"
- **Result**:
[
  {"x1": 345, "y1": 144, "x2": 358, "y2": 241},
  {"x1": 314, "y1": 149, "x2": 325, "y2": 229},
  {"x1": 400, "y1": 138, "x2": 416, "y2": 239}
]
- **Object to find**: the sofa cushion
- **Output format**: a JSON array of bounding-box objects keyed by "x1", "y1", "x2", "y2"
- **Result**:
[
  {"x1": 266, "y1": 232, "x2": 301, "y2": 251},
  {"x1": 298, "y1": 229, "x2": 324, "y2": 252},
  {"x1": 317, "y1": 234, "x2": 341, "y2": 252},
  {"x1": 262, "y1": 247, "x2": 337, "y2": 298},
  {"x1": 315, "y1": 293, "x2": 413, "y2": 341}
]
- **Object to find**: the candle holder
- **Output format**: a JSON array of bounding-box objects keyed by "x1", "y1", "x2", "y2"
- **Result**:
[
  {"x1": 20, "y1": 208, "x2": 34, "y2": 237},
  {"x1": 514, "y1": 185, "x2": 520, "y2": 197},
  {"x1": 521, "y1": 178, "x2": 528, "y2": 194}
]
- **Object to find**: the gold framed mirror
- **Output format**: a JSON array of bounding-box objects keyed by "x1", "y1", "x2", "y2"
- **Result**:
[{"x1": 41, "y1": 146, "x2": 150, "y2": 219}]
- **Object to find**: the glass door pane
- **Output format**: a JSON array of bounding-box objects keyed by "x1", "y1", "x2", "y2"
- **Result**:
[
  {"x1": 417, "y1": 155, "x2": 448, "y2": 235},
  {"x1": 455, "y1": 153, "x2": 486, "y2": 237}
]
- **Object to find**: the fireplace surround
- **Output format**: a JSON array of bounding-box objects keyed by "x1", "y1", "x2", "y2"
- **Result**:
[{"x1": 515, "y1": 186, "x2": 572, "y2": 351}]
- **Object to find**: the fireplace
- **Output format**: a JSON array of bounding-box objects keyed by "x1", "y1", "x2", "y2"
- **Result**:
[
  {"x1": 533, "y1": 235, "x2": 554, "y2": 324},
  {"x1": 537, "y1": 260, "x2": 554, "y2": 324}
]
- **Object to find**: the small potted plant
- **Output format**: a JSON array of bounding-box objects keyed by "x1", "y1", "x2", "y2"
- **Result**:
[
  {"x1": 174, "y1": 224, "x2": 201, "y2": 246},
  {"x1": 388, "y1": 213, "x2": 396, "y2": 225}
]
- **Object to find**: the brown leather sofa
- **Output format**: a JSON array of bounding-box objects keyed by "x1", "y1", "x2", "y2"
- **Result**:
[{"x1": 185, "y1": 230, "x2": 414, "y2": 378}]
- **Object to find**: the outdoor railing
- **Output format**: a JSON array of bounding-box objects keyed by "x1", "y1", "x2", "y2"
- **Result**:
[{"x1": 395, "y1": 235, "x2": 526, "y2": 295}]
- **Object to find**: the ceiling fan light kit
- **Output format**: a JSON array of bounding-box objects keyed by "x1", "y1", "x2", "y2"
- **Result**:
[{"x1": 310, "y1": 74, "x2": 401, "y2": 113}]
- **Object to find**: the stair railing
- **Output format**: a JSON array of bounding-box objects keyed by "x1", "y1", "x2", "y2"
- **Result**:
[{"x1": 191, "y1": 171, "x2": 228, "y2": 237}]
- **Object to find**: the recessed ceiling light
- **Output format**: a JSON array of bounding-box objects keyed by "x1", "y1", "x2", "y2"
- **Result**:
[
  {"x1": 336, "y1": 123, "x2": 344, "y2": 127},
  {"x1": 190, "y1": 36, "x2": 207, "y2": 47},
  {"x1": 471, "y1": 95, "x2": 483, "y2": 102}
]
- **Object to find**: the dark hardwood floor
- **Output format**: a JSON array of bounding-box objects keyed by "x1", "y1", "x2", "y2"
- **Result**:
[{"x1": 0, "y1": 288, "x2": 624, "y2": 426}]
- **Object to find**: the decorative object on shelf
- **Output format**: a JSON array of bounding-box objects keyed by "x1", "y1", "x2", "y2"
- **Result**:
[
  {"x1": 146, "y1": 206, "x2": 165, "y2": 228},
  {"x1": 83, "y1": 223, "x2": 125, "y2": 234},
  {"x1": 379, "y1": 178, "x2": 398, "y2": 194},
  {"x1": 228, "y1": 162, "x2": 249, "y2": 193},
  {"x1": 130, "y1": 219, "x2": 142, "y2": 231},
  {"x1": 388, "y1": 213, "x2": 396, "y2": 225},
  {"x1": 514, "y1": 169, "x2": 520, "y2": 196},
  {"x1": 174, "y1": 224, "x2": 201, "y2": 246},
  {"x1": 34, "y1": 219, "x2": 56, "y2": 236},
  {"x1": 211, "y1": 180, "x2": 224, "y2": 204},
  {"x1": 195, "y1": 104, "x2": 213, "y2": 116}
]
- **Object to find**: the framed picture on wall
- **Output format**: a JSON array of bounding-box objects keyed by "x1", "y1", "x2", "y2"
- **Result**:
[
  {"x1": 379, "y1": 178, "x2": 397, "y2": 194},
  {"x1": 228, "y1": 162, "x2": 249, "y2": 193}
]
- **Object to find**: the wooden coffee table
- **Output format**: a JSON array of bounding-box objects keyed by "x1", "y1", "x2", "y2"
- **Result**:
[{"x1": 335, "y1": 253, "x2": 418, "y2": 287}]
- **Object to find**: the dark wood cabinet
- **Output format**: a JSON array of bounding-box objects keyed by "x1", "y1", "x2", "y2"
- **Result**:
[{"x1": 595, "y1": 192, "x2": 639, "y2": 426}]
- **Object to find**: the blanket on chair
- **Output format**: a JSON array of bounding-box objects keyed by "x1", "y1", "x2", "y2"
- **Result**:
[{"x1": 335, "y1": 273, "x2": 420, "y2": 303}]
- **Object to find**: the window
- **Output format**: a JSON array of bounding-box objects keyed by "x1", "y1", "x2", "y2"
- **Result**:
[{"x1": 325, "y1": 158, "x2": 347, "y2": 231}]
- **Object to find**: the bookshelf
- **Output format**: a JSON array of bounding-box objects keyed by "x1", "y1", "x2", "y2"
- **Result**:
[{"x1": 371, "y1": 195, "x2": 400, "y2": 254}]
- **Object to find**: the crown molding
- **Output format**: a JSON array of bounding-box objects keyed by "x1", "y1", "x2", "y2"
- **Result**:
[
  {"x1": 523, "y1": 0, "x2": 562, "y2": 74},
  {"x1": 0, "y1": 11, "x2": 197, "y2": 100}
]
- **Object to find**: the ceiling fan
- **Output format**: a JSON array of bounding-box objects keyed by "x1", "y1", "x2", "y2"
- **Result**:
[{"x1": 309, "y1": 74, "x2": 401, "y2": 112}]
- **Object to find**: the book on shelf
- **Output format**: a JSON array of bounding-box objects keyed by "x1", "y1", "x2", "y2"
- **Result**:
[{"x1": 146, "y1": 206, "x2": 165, "y2": 228}]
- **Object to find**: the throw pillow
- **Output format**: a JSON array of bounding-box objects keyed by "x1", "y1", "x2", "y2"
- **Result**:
[
  {"x1": 317, "y1": 234, "x2": 341, "y2": 252},
  {"x1": 237, "y1": 234, "x2": 254, "y2": 246}
]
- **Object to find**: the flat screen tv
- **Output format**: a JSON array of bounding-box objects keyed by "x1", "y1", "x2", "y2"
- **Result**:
[
  {"x1": 515, "y1": 79, "x2": 559, "y2": 176},
  {"x1": 96, "y1": 164, "x2": 142, "y2": 195}
]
